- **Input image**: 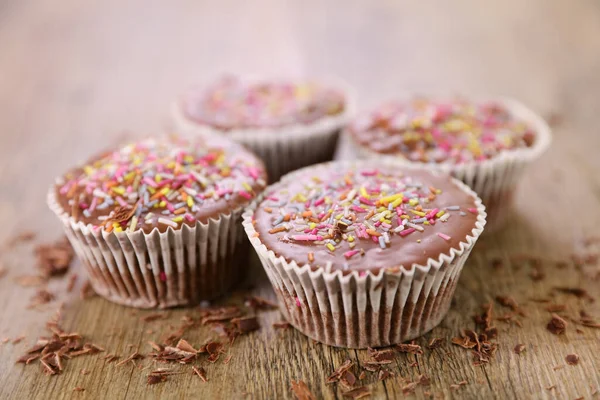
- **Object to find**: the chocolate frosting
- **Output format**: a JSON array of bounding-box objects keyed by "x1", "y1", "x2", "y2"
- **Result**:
[
  {"x1": 181, "y1": 76, "x2": 345, "y2": 130},
  {"x1": 253, "y1": 164, "x2": 480, "y2": 272},
  {"x1": 348, "y1": 97, "x2": 535, "y2": 163},
  {"x1": 54, "y1": 135, "x2": 267, "y2": 233}
]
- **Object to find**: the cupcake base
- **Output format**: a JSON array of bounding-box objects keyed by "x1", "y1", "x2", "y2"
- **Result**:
[{"x1": 49, "y1": 191, "x2": 249, "y2": 309}]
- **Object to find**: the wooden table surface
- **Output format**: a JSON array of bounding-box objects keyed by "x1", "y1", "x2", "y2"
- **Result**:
[{"x1": 1, "y1": 1, "x2": 599, "y2": 399}]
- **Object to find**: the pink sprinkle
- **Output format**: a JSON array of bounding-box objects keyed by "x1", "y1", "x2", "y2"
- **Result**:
[
  {"x1": 317, "y1": 212, "x2": 326, "y2": 219},
  {"x1": 184, "y1": 214, "x2": 195, "y2": 222},
  {"x1": 344, "y1": 250, "x2": 360, "y2": 259},
  {"x1": 266, "y1": 195, "x2": 279, "y2": 201},
  {"x1": 429, "y1": 219, "x2": 436, "y2": 225},
  {"x1": 371, "y1": 236, "x2": 379, "y2": 243},
  {"x1": 115, "y1": 196, "x2": 128, "y2": 207},
  {"x1": 359, "y1": 271, "x2": 367, "y2": 277},
  {"x1": 238, "y1": 190, "x2": 253, "y2": 200},
  {"x1": 295, "y1": 297, "x2": 302, "y2": 307},
  {"x1": 159, "y1": 272, "x2": 167, "y2": 282},
  {"x1": 381, "y1": 223, "x2": 392, "y2": 229},
  {"x1": 291, "y1": 234, "x2": 320, "y2": 241},
  {"x1": 374, "y1": 221, "x2": 382, "y2": 227},
  {"x1": 437, "y1": 232, "x2": 451, "y2": 241},
  {"x1": 396, "y1": 207, "x2": 404, "y2": 216},
  {"x1": 426, "y1": 208, "x2": 439, "y2": 220},
  {"x1": 79, "y1": 202, "x2": 89, "y2": 209},
  {"x1": 304, "y1": 201, "x2": 311, "y2": 208},
  {"x1": 352, "y1": 206, "x2": 367, "y2": 213},
  {"x1": 248, "y1": 167, "x2": 260, "y2": 180},
  {"x1": 399, "y1": 228, "x2": 416, "y2": 237},
  {"x1": 361, "y1": 169, "x2": 378, "y2": 176},
  {"x1": 142, "y1": 177, "x2": 158, "y2": 188},
  {"x1": 89, "y1": 197, "x2": 98, "y2": 212},
  {"x1": 59, "y1": 182, "x2": 73, "y2": 195},
  {"x1": 359, "y1": 197, "x2": 375, "y2": 206},
  {"x1": 468, "y1": 208, "x2": 478, "y2": 214},
  {"x1": 314, "y1": 198, "x2": 325, "y2": 207},
  {"x1": 166, "y1": 202, "x2": 175, "y2": 212}
]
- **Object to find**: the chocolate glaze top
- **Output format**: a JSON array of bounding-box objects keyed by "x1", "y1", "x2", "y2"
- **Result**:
[
  {"x1": 181, "y1": 76, "x2": 345, "y2": 130},
  {"x1": 54, "y1": 135, "x2": 267, "y2": 233},
  {"x1": 253, "y1": 163, "x2": 480, "y2": 272},
  {"x1": 349, "y1": 97, "x2": 536, "y2": 164}
]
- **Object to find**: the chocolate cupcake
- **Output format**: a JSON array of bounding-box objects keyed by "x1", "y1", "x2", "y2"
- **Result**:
[
  {"x1": 172, "y1": 76, "x2": 355, "y2": 182},
  {"x1": 48, "y1": 135, "x2": 267, "y2": 308},
  {"x1": 344, "y1": 97, "x2": 551, "y2": 231},
  {"x1": 243, "y1": 161, "x2": 486, "y2": 348}
]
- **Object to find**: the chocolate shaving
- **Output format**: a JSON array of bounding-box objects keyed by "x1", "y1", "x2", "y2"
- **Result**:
[
  {"x1": 291, "y1": 380, "x2": 316, "y2": 400},
  {"x1": 192, "y1": 366, "x2": 208, "y2": 382},
  {"x1": 340, "y1": 369, "x2": 357, "y2": 389},
  {"x1": 367, "y1": 347, "x2": 395, "y2": 364},
  {"x1": 206, "y1": 341, "x2": 224, "y2": 363},
  {"x1": 427, "y1": 338, "x2": 445, "y2": 349},
  {"x1": 80, "y1": 280, "x2": 96, "y2": 300},
  {"x1": 342, "y1": 386, "x2": 370, "y2": 399},
  {"x1": 176, "y1": 339, "x2": 198, "y2": 353},
  {"x1": 402, "y1": 381, "x2": 419, "y2": 395},
  {"x1": 273, "y1": 322, "x2": 291, "y2": 329},
  {"x1": 110, "y1": 203, "x2": 138, "y2": 223},
  {"x1": 72, "y1": 387, "x2": 85, "y2": 392},
  {"x1": 514, "y1": 344, "x2": 526, "y2": 354},
  {"x1": 554, "y1": 287, "x2": 595, "y2": 302},
  {"x1": 34, "y1": 237, "x2": 74, "y2": 277},
  {"x1": 327, "y1": 359, "x2": 354, "y2": 383},
  {"x1": 545, "y1": 304, "x2": 566, "y2": 312},
  {"x1": 395, "y1": 342, "x2": 423, "y2": 354},
  {"x1": 245, "y1": 296, "x2": 278, "y2": 310},
  {"x1": 495, "y1": 296, "x2": 526, "y2": 316},
  {"x1": 231, "y1": 316, "x2": 260, "y2": 333},
  {"x1": 116, "y1": 351, "x2": 144, "y2": 366},
  {"x1": 377, "y1": 369, "x2": 395, "y2": 381},
  {"x1": 201, "y1": 306, "x2": 243, "y2": 324},
  {"x1": 147, "y1": 373, "x2": 168, "y2": 385},
  {"x1": 140, "y1": 313, "x2": 170, "y2": 322},
  {"x1": 28, "y1": 289, "x2": 55, "y2": 308},
  {"x1": 566, "y1": 353, "x2": 580, "y2": 365},
  {"x1": 547, "y1": 314, "x2": 568, "y2": 335}
]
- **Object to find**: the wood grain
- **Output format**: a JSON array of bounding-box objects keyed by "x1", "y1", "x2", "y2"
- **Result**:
[{"x1": 1, "y1": 0, "x2": 599, "y2": 399}]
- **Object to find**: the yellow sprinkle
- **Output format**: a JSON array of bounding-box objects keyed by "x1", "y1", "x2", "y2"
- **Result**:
[
  {"x1": 155, "y1": 175, "x2": 162, "y2": 183},
  {"x1": 124, "y1": 172, "x2": 136, "y2": 181},
  {"x1": 160, "y1": 187, "x2": 170, "y2": 195},
  {"x1": 410, "y1": 210, "x2": 426, "y2": 217},
  {"x1": 360, "y1": 187, "x2": 370, "y2": 199},
  {"x1": 309, "y1": 222, "x2": 316, "y2": 229},
  {"x1": 391, "y1": 198, "x2": 404, "y2": 208},
  {"x1": 297, "y1": 194, "x2": 307, "y2": 202},
  {"x1": 83, "y1": 166, "x2": 94, "y2": 176},
  {"x1": 400, "y1": 215, "x2": 410, "y2": 219},
  {"x1": 417, "y1": 239, "x2": 421, "y2": 243},
  {"x1": 382, "y1": 219, "x2": 391, "y2": 225},
  {"x1": 242, "y1": 182, "x2": 252, "y2": 192},
  {"x1": 172, "y1": 216, "x2": 183, "y2": 222},
  {"x1": 377, "y1": 206, "x2": 387, "y2": 213},
  {"x1": 436, "y1": 210, "x2": 446, "y2": 218},
  {"x1": 129, "y1": 216, "x2": 138, "y2": 232},
  {"x1": 326, "y1": 243, "x2": 336, "y2": 252},
  {"x1": 187, "y1": 196, "x2": 194, "y2": 208},
  {"x1": 347, "y1": 235, "x2": 354, "y2": 242},
  {"x1": 324, "y1": 196, "x2": 332, "y2": 205},
  {"x1": 158, "y1": 200, "x2": 166, "y2": 208},
  {"x1": 335, "y1": 214, "x2": 343, "y2": 220},
  {"x1": 380, "y1": 193, "x2": 403, "y2": 203},
  {"x1": 409, "y1": 198, "x2": 419, "y2": 206},
  {"x1": 147, "y1": 187, "x2": 156, "y2": 194},
  {"x1": 167, "y1": 161, "x2": 176, "y2": 169},
  {"x1": 424, "y1": 221, "x2": 430, "y2": 225},
  {"x1": 184, "y1": 155, "x2": 194, "y2": 163},
  {"x1": 112, "y1": 186, "x2": 125, "y2": 195}
]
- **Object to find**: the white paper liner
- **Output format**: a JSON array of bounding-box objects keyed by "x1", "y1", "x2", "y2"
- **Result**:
[
  {"x1": 47, "y1": 189, "x2": 249, "y2": 309},
  {"x1": 242, "y1": 160, "x2": 487, "y2": 348},
  {"x1": 341, "y1": 96, "x2": 551, "y2": 232},
  {"x1": 171, "y1": 77, "x2": 357, "y2": 182}
]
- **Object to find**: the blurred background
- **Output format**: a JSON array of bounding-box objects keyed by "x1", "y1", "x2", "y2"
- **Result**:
[{"x1": 1, "y1": 0, "x2": 599, "y2": 231}]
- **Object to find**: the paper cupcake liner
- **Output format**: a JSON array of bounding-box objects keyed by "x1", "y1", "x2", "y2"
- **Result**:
[
  {"x1": 172, "y1": 78, "x2": 357, "y2": 182},
  {"x1": 342, "y1": 97, "x2": 551, "y2": 232},
  {"x1": 47, "y1": 190, "x2": 249, "y2": 309},
  {"x1": 242, "y1": 161, "x2": 487, "y2": 348}
]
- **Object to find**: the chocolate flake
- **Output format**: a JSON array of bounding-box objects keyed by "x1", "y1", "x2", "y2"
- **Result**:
[
  {"x1": 80, "y1": 280, "x2": 96, "y2": 300},
  {"x1": 327, "y1": 359, "x2": 354, "y2": 383},
  {"x1": 34, "y1": 237, "x2": 74, "y2": 277},
  {"x1": 514, "y1": 344, "x2": 526, "y2": 354},
  {"x1": 140, "y1": 313, "x2": 170, "y2": 322},
  {"x1": 367, "y1": 347, "x2": 396, "y2": 364},
  {"x1": 402, "y1": 381, "x2": 419, "y2": 395},
  {"x1": 72, "y1": 387, "x2": 85, "y2": 392},
  {"x1": 545, "y1": 304, "x2": 567, "y2": 313},
  {"x1": 342, "y1": 386, "x2": 370, "y2": 399},
  {"x1": 395, "y1": 342, "x2": 423, "y2": 354},
  {"x1": 116, "y1": 351, "x2": 144, "y2": 366},
  {"x1": 290, "y1": 380, "x2": 316, "y2": 400},
  {"x1": 377, "y1": 369, "x2": 394, "y2": 381},
  {"x1": 245, "y1": 296, "x2": 278, "y2": 310},
  {"x1": 554, "y1": 287, "x2": 595, "y2": 302},
  {"x1": 565, "y1": 353, "x2": 580, "y2": 365},
  {"x1": 192, "y1": 366, "x2": 208, "y2": 382},
  {"x1": 495, "y1": 296, "x2": 526, "y2": 316},
  {"x1": 66, "y1": 274, "x2": 78, "y2": 293},
  {"x1": 200, "y1": 306, "x2": 243, "y2": 324},
  {"x1": 231, "y1": 316, "x2": 260, "y2": 333},
  {"x1": 547, "y1": 314, "x2": 568, "y2": 335},
  {"x1": 28, "y1": 289, "x2": 56, "y2": 309},
  {"x1": 206, "y1": 341, "x2": 224, "y2": 363},
  {"x1": 273, "y1": 321, "x2": 291, "y2": 329}
]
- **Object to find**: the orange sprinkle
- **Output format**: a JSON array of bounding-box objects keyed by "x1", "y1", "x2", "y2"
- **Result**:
[
  {"x1": 428, "y1": 194, "x2": 436, "y2": 201},
  {"x1": 415, "y1": 205, "x2": 423, "y2": 212},
  {"x1": 174, "y1": 208, "x2": 186, "y2": 215},
  {"x1": 181, "y1": 191, "x2": 188, "y2": 201},
  {"x1": 309, "y1": 217, "x2": 320, "y2": 223},
  {"x1": 366, "y1": 210, "x2": 375, "y2": 220},
  {"x1": 67, "y1": 183, "x2": 77, "y2": 198},
  {"x1": 252, "y1": 232, "x2": 260, "y2": 238},
  {"x1": 283, "y1": 214, "x2": 291, "y2": 222},
  {"x1": 105, "y1": 224, "x2": 114, "y2": 233},
  {"x1": 308, "y1": 252, "x2": 314, "y2": 262},
  {"x1": 366, "y1": 229, "x2": 381, "y2": 237},
  {"x1": 150, "y1": 191, "x2": 164, "y2": 201},
  {"x1": 302, "y1": 210, "x2": 313, "y2": 218},
  {"x1": 429, "y1": 186, "x2": 437, "y2": 194},
  {"x1": 338, "y1": 190, "x2": 350, "y2": 200},
  {"x1": 264, "y1": 207, "x2": 273, "y2": 213},
  {"x1": 269, "y1": 226, "x2": 287, "y2": 234}
]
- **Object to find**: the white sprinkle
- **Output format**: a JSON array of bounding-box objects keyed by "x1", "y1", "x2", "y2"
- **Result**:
[{"x1": 158, "y1": 217, "x2": 178, "y2": 228}]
